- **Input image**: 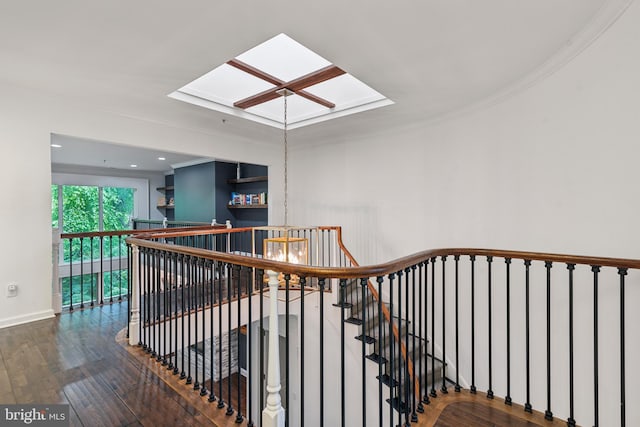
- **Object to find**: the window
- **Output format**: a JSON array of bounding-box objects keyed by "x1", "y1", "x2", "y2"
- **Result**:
[
  {"x1": 52, "y1": 185, "x2": 135, "y2": 235},
  {"x1": 52, "y1": 184, "x2": 135, "y2": 306}
]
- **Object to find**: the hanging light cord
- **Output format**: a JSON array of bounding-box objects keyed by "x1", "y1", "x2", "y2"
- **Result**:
[{"x1": 283, "y1": 91, "x2": 288, "y2": 227}]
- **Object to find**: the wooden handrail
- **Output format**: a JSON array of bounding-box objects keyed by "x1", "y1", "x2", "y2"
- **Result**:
[
  {"x1": 125, "y1": 236, "x2": 640, "y2": 278},
  {"x1": 133, "y1": 226, "x2": 253, "y2": 240},
  {"x1": 61, "y1": 225, "x2": 225, "y2": 240}
]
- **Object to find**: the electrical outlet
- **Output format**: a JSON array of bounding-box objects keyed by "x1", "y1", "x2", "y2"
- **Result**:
[{"x1": 7, "y1": 282, "x2": 17, "y2": 298}]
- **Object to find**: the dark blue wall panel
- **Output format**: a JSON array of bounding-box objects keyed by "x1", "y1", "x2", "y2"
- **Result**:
[{"x1": 174, "y1": 162, "x2": 215, "y2": 222}]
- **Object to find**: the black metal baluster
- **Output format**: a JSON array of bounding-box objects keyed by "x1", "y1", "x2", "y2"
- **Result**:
[
  {"x1": 100, "y1": 236, "x2": 104, "y2": 305},
  {"x1": 441, "y1": 256, "x2": 448, "y2": 395},
  {"x1": 109, "y1": 236, "x2": 114, "y2": 303},
  {"x1": 377, "y1": 276, "x2": 384, "y2": 427},
  {"x1": 208, "y1": 260, "x2": 217, "y2": 402},
  {"x1": 417, "y1": 263, "x2": 426, "y2": 409},
  {"x1": 430, "y1": 257, "x2": 437, "y2": 398},
  {"x1": 235, "y1": 266, "x2": 243, "y2": 423},
  {"x1": 299, "y1": 275, "x2": 306, "y2": 427},
  {"x1": 259, "y1": 269, "x2": 264, "y2": 416},
  {"x1": 69, "y1": 238, "x2": 74, "y2": 311},
  {"x1": 141, "y1": 247, "x2": 147, "y2": 349},
  {"x1": 470, "y1": 255, "x2": 476, "y2": 394},
  {"x1": 285, "y1": 273, "x2": 291, "y2": 427},
  {"x1": 126, "y1": 241, "x2": 131, "y2": 339},
  {"x1": 157, "y1": 249, "x2": 163, "y2": 362},
  {"x1": 152, "y1": 250, "x2": 158, "y2": 359},
  {"x1": 524, "y1": 259, "x2": 532, "y2": 413},
  {"x1": 219, "y1": 262, "x2": 225, "y2": 409},
  {"x1": 361, "y1": 278, "x2": 368, "y2": 427},
  {"x1": 180, "y1": 254, "x2": 186, "y2": 379},
  {"x1": 545, "y1": 261, "x2": 553, "y2": 420},
  {"x1": 226, "y1": 264, "x2": 234, "y2": 416},
  {"x1": 402, "y1": 269, "x2": 410, "y2": 426},
  {"x1": 138, "y1": 247, "x2": 142, "y2": 346},
  {"x1": 567, "y1": 263, "x2": 576, "y2": 426},
  {"x1": 397, "y1": 270, "x2": 405, "y2": 423},
  {"x1": 487, "y1": 255, "x2": 493, "y2": 399},
  {"x1": 411, "y1": 265, "x2": 419, "y2": 420},
  {"x1": 505, "y1": 258, "x2": 512, "y2": 405},
  {"x1": 340, "y1": 278, "x2": 347, "y2": 427},
  {"x1": 319, "y1": 277, "x2": 325, "y2": 427},
  {"x1": 167, "y1": 253, "x2": 174, "y2": 371},
  {"x1": 90, "y1": 237, "x2": 95, "y2": 307},
  {"x1": 619, "y1": 267, "x2": 627, "y2": 427},
  {"x1": 173, "y1": 253, "x2": 179, "y2": 374},
  {"x1": 454, "y1": 255, "x2": 461, "y2": 393},
  {"x1": 149, "y1": 248, "x2": 154, "y2": 355},
  {"x1": 186, "y1": 256, "x2": 193, "y2": 383},
  {"x1": 200, "y1": 260, "x2": 209, "y2": 397},
  {"x1": 423, "y1": 260, "x2": 430, "y2": 404},
  {"x1": 118, "y1": 235, "x2": 123, "y2": 301},
  {"x1": 162, "y1": 250, "x2": 168, "y2": 366},
  {"x1": 193, "y1": 258, "x2": 201, "y2": 390},
  {"x1": 245, "y1": 270, "x2": 255, "y2": 425},
  {"x1": 80, "y1": 237, "x2": 84, "y2": 309},
  {"x1": 348, "y1": 273, "x2": 354, "y2": 309},
  {"x1": 405, "y1": 266, "x2": 414, "y2": 425},
  {"x1": 388, "y1": 273, "x2": 395, "y2": 427},
  {"x1": 592, "y1": 265, "x2": 601, "y2": 427},
  {"x1": 145, "y1": 248, "x2": 151, "y2": 353}
]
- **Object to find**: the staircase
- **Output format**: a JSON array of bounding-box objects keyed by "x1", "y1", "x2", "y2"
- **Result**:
[{"x1": 339, "y1": 279, "x2": 444, "y2": 420}]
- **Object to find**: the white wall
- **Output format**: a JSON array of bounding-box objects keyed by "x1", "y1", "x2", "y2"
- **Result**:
[
  {"x1": 287, "y1": 2, "x2": 640, "y2": 426},
  {"x1": 0, "y1": 82, "x2": 281, "y2": 329},
  {"x1": 289, "y1": 1, "x2": 640, "y2": 263}
]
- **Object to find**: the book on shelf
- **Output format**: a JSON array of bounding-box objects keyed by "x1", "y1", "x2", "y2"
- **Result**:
[{"x1": 229, "y1": 192, "x2": 267, "y2": 206}]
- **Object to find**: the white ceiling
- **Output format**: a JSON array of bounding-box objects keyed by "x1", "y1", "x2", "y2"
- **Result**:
[
  {"x1": 50, "y1": 134, "x2": 208, "y2": 172},
  {"x1": 0, "y1": 0, "x2": 632, "y2": 170}
]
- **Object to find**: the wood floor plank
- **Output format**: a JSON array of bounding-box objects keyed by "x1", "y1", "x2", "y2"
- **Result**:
[
  {"x1": 416, "y1": 389, "x2": 570, "y2": 427},
  {"x1": 1, "y1": 300, "x2": 571, "y2": 427},
  {"x1": 63, "y1": 375, "x2": 138, "y2": 427},
  {"x1": 0, "y1": 348, "x2": 16, "y2": 404}
]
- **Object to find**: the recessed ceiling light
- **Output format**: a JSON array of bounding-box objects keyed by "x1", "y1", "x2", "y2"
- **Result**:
[
  {"x1": 130, "y1": 164, "x2": 138, "y2": 168},
  {"x1": 51, "y1": 144, "x2": 62, "y2": 148},
  {"x1": 158, "y1": 157, "x2": 166, "y2": 161}
]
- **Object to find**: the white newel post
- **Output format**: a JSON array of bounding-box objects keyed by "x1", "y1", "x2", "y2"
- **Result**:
[
  {"x1": 129, "y1": 244, "x2": 141, "y2": 346},
  {"x1": 52, "y1": 228, "x2": 62, "y2": 314},
  {"x1": 262, "y1": 270, "x2": 285, "y2": 427}
]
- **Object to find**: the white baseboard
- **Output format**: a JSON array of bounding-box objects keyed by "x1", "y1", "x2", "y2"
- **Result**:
[{"x1": 0, "y1": 309, "x2": 56, "y2": 329}]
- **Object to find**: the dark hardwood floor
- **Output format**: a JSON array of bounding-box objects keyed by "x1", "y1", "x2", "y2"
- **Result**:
[
  {"x1": 1, "y1": 302, "x2": 570, "y2": 427},
  {"x1": 0, "y1": 303, "x2": 217, "y2": 427}
]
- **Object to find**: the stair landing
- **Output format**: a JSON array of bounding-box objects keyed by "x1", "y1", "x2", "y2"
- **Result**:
[{"x1": 417, "y1": 390, "x2": 570, "y2": 427}]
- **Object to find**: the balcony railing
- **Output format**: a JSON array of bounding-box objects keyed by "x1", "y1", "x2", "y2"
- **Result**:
[
  {"x1": 52, "y1": 224, "x2": 227, "y2": 312},
  {"x1": 123, "y1": 226, "x2": 640, "y2": 427}
]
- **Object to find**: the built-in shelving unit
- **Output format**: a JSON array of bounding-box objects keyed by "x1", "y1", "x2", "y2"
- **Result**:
[
  {"x1": 227, "y1": 173, "x2": 267, "y2": 209},
  {"x1": 156, "y1": 175, "x2": 175, "y2": 219},
  {"x1": 228, "y1": 204, "x2": 268, "y2": 209},
  {"x1": 227, "y1": 176, "x2": 268, "y2": 185},
  {"x1": 224, "y1": 164, "x2": 268, "y2": 227}
]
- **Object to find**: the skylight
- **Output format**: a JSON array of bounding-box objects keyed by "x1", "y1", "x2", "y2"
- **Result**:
[{"x1": 169, "y1": 33, "x2": 393, "y2": 130}]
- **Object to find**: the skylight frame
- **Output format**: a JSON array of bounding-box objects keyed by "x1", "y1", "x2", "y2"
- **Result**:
[{"x1": 169, "y1": 33, "x2": 393, "y2": 129}]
